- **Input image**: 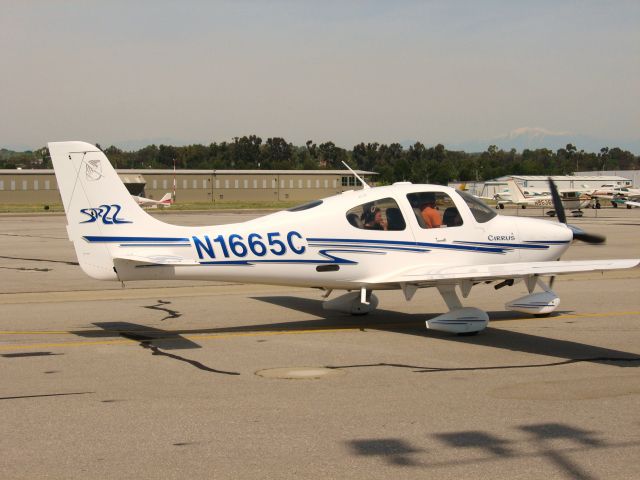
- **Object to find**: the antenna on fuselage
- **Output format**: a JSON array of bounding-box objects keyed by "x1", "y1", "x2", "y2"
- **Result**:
[{"x1": 341, "y1": 161, "x2": 370, "y2": 189}]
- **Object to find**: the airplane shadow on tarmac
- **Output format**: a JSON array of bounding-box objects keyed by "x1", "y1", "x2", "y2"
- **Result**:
[
  {"x1": 250, "y1": 296, "x2": 640, "y2": 370},
  {"x1": 73, "y1": 322, "x2": 240, "y2": 375},
  {"x1": 346, "y1": 422, "x2": 640, "y2": 479},
  {"x1": 69, "y1": 297, "x2": 639, "y2": 373}
]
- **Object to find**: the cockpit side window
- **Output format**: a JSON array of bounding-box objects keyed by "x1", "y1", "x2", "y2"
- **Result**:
[
  {"x1": 407, "y1": 192, "x2": 463, "y2": 229},
  {"x1": 345, "y1": 197, "x2": 406, "y2": 231},
  {"x1": 457, "y1": 190, "x2": 497, "y2": 223}
]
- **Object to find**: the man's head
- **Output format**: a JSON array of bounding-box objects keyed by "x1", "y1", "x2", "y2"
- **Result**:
[{"x1": 421, "y1": 193, "x2": 436, "y2": 208}]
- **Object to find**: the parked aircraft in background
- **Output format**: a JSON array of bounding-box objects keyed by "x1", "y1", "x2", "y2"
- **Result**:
[
  {"x1": 132, "y1": 192, "x2": 173, "y2": 208},
  {"x1": 482, "y1": 183, "x2": 553, "y2": 205},
  {"x1": 494, "y1": 181, "x2": 590, "y2": 216},
  {"x1": 589, "y1": 184, "x2": 640, "y2": 209},
  {"x1": 48, "y1": 141, "x2": 638, "y2": 336}
]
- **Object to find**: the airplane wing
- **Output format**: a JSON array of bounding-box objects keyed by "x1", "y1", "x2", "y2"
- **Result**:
[
  {"x1": 626, "y1": 201, "x2": 640, "y2": 207},
  {"x1": 361, "y1": 259, "x2": 639, "y2": 287}
]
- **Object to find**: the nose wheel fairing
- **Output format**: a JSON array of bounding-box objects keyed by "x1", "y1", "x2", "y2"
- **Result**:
[
  {"x1": 505, "y1": 290, "x2": 560, "y2": 315},
  {"x1": 505, "y1": 277, "x2": 560, "y2": 315},
  {"x1": 426, "y1": 307, "x2": 489, "y2": 334}
]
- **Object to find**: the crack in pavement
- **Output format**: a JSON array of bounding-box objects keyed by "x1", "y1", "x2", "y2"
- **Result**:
[
  {"x1": 0, "y1": 266, "x2": 52, "y2": 272},
  {"x1": 0, "y1": 255, "x2": 78, "y2": 266},
  {"x1": 0, "y1": 233, "x2": 67, "y2": 240},
  {"x1": 143, "y1": 299, "x2": 182, "y2": 320},
  {"x1": 326, "y1": 357, "x2": 640, "y2": 373},
  {"x1": 139, "y1": 341, "x2": 240, "y2": 375}
]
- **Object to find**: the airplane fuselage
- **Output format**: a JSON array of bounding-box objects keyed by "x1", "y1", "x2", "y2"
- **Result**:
[{"x1": 89, "y1": 184, "x2": 573, "y2": 289}]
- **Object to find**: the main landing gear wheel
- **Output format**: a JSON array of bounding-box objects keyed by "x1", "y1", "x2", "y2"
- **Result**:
[
  {"x1": 457, "y1": 331, "x2": 480, "y2": 337},
  {"x1": 322, "y1": 290, "x2": 379, "y2": 315},
  {"x1": 426, "y1": 286, "x2": 489, "y2": 335}
]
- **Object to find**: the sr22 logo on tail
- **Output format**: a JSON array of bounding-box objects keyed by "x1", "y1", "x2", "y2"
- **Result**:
[{"x1": 80, "y1": 204, "x2": 132, "y2": 224}]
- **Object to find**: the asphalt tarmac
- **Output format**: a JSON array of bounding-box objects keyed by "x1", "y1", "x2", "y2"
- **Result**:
[{"x1": 1, "y1": 207, "x2": 639, "y2": 479}]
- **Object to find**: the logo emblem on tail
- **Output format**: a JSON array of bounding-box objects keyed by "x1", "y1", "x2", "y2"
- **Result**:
[
  {"x1": 80, "y1": 204, "x2": 132, "y2": 224},
  {"x1": 85, "y1": 160, "x2": 103, "y2": 181}
]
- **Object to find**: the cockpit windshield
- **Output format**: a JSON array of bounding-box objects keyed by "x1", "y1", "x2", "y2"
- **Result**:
[{"x1": 457, "y1": 190, "x2": 497, "y2": 223}]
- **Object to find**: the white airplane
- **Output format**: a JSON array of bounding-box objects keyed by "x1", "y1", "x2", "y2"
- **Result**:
[
  {"x1": 132, "y1": 192, "x2": 173, "y2": 208},
  {"x1": 495, "y1": 180, "x2": 590, "y2": 216},
  {"x1": 48, "y1": 141, "x2": 638, "y2": 335}
]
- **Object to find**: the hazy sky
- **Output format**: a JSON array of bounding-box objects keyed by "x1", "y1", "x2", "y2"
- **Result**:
[{"x1": 1, "y1": 1, "x2": 639, "y2": 151}]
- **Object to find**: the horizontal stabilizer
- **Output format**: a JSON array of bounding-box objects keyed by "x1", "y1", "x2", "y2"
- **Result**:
[{"x1": 114, "y1": 255, "x2": 198, "y2": 267}]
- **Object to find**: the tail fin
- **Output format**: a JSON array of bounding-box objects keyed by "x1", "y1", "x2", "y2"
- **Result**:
[
  {"x1": 506, "y1": 179, "x2": 527, "y2": 204},
  {"x1": 159, "y1": 193, "x2": 173, "y2": 205},
  {"x1": 48, "y1": 141, "x2": 165, "y2": 280}
]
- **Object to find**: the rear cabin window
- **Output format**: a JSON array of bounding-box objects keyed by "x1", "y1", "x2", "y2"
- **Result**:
[
  {"x1": 346, "y1": 197, "x2": 406, "y2": 231},
  {"x1": 407, "y1": 192, "x2": 463, "y2": 229}
]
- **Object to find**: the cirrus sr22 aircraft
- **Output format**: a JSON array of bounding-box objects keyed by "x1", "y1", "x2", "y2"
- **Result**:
[{"x1": 49, "y1": 141, "x2": 639, "y2": 335}]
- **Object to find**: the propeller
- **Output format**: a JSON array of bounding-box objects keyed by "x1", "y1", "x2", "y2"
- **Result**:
[
  {"x1": 547, "y1": 177, "x2": 605, "y2": 288},
  {"x1": 548, "y1": 178, "x2": 605, "y2": 244}
]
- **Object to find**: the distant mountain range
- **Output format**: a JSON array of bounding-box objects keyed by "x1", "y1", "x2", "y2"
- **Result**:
[
  {"x1": 403, "y1": 127, "x2": 640, "y2": 154},
  {"x1": 4, "y1": 128, "x2": 640, "y2": 154}
]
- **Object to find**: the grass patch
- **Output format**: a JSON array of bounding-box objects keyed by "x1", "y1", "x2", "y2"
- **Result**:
[
  {"x1": 0, "y1": 203, "x2": 65, "y2": 213},
  {"x1": 161, "y1": 201, "x2": 300, "y2": 211}
]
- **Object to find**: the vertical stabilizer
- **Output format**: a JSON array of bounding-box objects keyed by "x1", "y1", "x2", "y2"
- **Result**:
[
  {"x1": 506, "y1": 179, "x2": 527, "y2": 204},
  {"x1": 48, "y1": 141, "x2": 164, "y2": 280}
]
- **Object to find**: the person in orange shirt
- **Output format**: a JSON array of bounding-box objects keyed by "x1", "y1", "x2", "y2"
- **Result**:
[{"x1": 420, "y1": 195, "x2": 442, "y2": 228}]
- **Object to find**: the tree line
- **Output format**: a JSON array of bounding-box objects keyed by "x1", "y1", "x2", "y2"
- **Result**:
[{"x1": 1, "y1": 138, "x2": 638, "y2": 185}]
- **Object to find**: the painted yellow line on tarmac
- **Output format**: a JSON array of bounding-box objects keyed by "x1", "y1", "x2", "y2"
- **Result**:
[
  {"x1": 0, "y1": 328, "x2": 357, "y2": 351},
  {"x1": 0, "y1": 339, "x2": 135, "y2": 350},
  {"x1": 1, "y1": 310, "x2": 639, "y2": 352},
  {"x1": 2, "y1": 310, "x2": 639, "y2": 337},
  {"x1": 0, "y1": 331, "x2": 76, "y2": 335},
  {"x1": 497, "y1": 310, "x2": 640, "y2": 322}
]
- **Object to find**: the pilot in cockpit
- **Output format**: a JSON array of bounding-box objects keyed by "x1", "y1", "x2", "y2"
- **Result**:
[
  {"x1": 420, "y1": 193, "x2": 442, "y2": 228},
  {"x1": 362, "y1": 206, "x2": 388, "y2": 230}
]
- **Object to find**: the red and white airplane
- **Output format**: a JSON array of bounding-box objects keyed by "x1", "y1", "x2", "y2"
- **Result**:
[
  {"x1": 132, "y1": 192, "x2": 173, "y2": 208},
  {"x1": 48, "y1": 141, "x2": 638, "y2": 335}
]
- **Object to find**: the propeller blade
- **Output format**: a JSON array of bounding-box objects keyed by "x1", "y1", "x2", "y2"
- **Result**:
[
  {"x1": 567, "y1": 224, "x2": 606, "y2": 244},
  {"x1": 549, "y1": 177, "x2": 606, "y2": 244},
  {"x1": 547, "y1": 178, "x2": 567, "y2": 224},
  {"x1": 572, "y1": 231, "x2": 606, "y2": 244}
]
